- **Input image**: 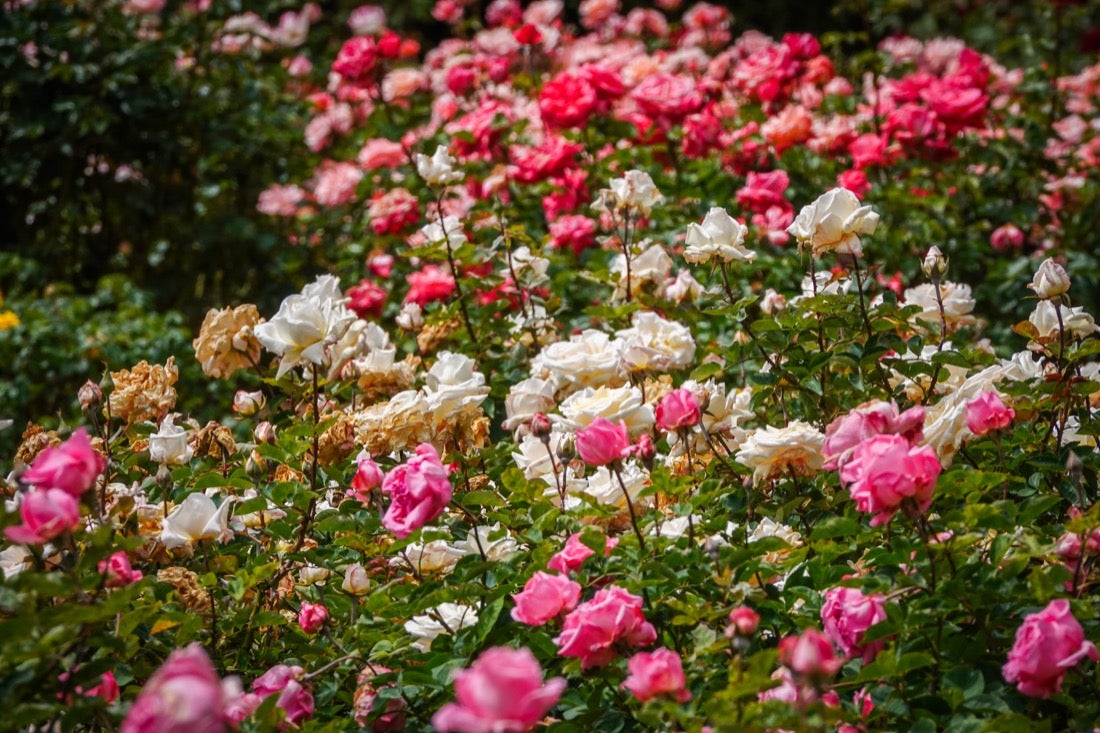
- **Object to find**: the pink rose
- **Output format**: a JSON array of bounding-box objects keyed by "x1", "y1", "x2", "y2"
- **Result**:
[
  {"x1": 298, "y1": 602, "x2": 329, "y2": 634},
  {"x1": 622, "y1": 647, "x2": 692, "y2": 703},
  {"x1": 346, "y1": 279, "x2": 387, "y2": 319},
  {"x1": 4, "y1": 488, "x2": 82, "y2": 545},
  {"x1": 332, "y1": 36, "x2": 377, "y2": 81},
  {"x1": 778, "y1": 628, "x2": 842, "y2": 681},
  {"x1": 23, "y1": 427, "x2": 104, "y2": 496},
  {"x1": 574, "y1": 418, "x2": 632, "y2": 467},
  {"x1": 725, "y1": 606, "x2": 761, "y2": 638},
  {"x1": 405, "y1": 265, "x2": 456, "y2": 306},
  {"x1": 546, "y1": 532, "x2": 617, "y2": 574},
  {"x1": 965, "y1": 391, "x2": 1014, "y2": 436},
  {"x1": 655, "y1": 388, "x2": 701, "y2": 432},
  {"x1": 631, "y1": 73, "x2": 704, "y2": 126},
  {"x1": 840, "y1": 434, "x2": 941, "y2": 526},
  {"x1": 121, "y1": 643, "x2": 230, "y2": 733},
  {"x1": 354, "y1": 665, "x2": 407, "y2": 730},
  {"x1": 735, "y1": 170, "x2": 790, "y2": 215},
  {"x1": 821, "y1": 587, "x2": 888, "y2": 663},
  {"x1": 548, "y1": 215, "x2": 596, "y2": 256},
  {"x1": 251, "y1": 664, "x2": 314, "y2": 727},
  {"x1": 431, "y1": 646, "x2": 566, "y2": 733},
  {"x1": 511, "y1": 572, "x2": 583, "y2": 626},
  {"x1": 539, "y1": 73, "x2": 597, "y2": 130},
  {"x1": 555, "y1": 586, "x2": 657, "y2": 669},
  {"x1": 381, "y1": 443, "x2": 453, "y2": 538},
  {"x1": 1002, "y1": 599, "x2": 1098, "y2": 698},
  {"x1": 99, "y1": 551, "x2": 144, "y2": 588},
  {"x1": 349, "y1": 449, "x2": 384, "y2": 502},
  {"x1": 990, "y1": 223, "x2": 1025, "y2": 252},
  {"x1": 823, "y1": 400, "x2": 925, "y2": 471}
]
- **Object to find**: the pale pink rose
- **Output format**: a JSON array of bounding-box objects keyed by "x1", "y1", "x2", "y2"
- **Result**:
[
  {"x1": 725, "y1": 606, "x2": 761, "y2": 637},
  {"x1": 358, "y1": 138, "x2": 408, "y2": 169},
  {"x1": 432, "y1": 647, "x2": 566, "y2": 733},
  {"x1": 555, "y1": 585, "x2": 656, "y2": 669},
  {"x1": 622, "y1": 648, "x2": 691, "y2": 702},
  {"x1": 511, "y1": 571, "x2": 583, "y2": 626},
  {"x1": 285, "y1": 55, "x2": 312, "y2": 77},
  {"x1": 382, "y1": 68, "x2": 427, "y2": 102},
  {"x1": 821, "y1": 587, "x2": 888, "y2": 663},
  {"x1": 574, "y1": 418, "x2": 632, "y2": 466},
  {"x1": 381, "y1": 443, "x2": 453, "y2": 538},
  {"x1": 546, "y1": 532, "x2": 617, "y2": 573},
  {"x1": 298, "y1": 602, "x2": 329, "y2": 634},
  {"x1": 349, "y1": 450, "x2": 383, "y2": 502},
  {"x1": 251, "y1": 665, "x2": 314, "y2": 726},
  {"x1": 4, "y1": 488, "x2": 82, "y2": 545},
  {"x1": 232, "y1": 389, "x2": 264, "y2": 416},
  {"x1": 736, "y1": 170, "x2": 790, "y2": 215},
  {"x1": 823, "y1": 400, "x2": 925, "y2": 471},
  {"x1": 655, "y1": 388, "x2": 701, "y2": 432},
  {"x1": 778, "y1": 628, "x2": 842, "y2": 680},
  {"x1": 1003, "y1": 599, "x2": 1098, "y2": 698},
  {"x1": 354, "y1": 666, "x2": 406, "y2": 730},
  {"x1": 257, "y1": 184, "x2": 304, "y2": 217},
  {"x1": 347, "y1": 5, "x2": 386, "y2": 35},
  {"x1": 840, "y1": 434, "x2": 941, "y2": 526},
  {"x1": 312, "y1": 162, "x2": 363, "y2": 207},
  {"x1": 965, "y1": 391, "x2": 1014, "y2": 436},
  {"x1": 631, "y1": 73, "x2": 704, "y2": 125},
  {"x1": 579, "y1": 0, "x2": 618, "y2": 29},
  {"x1": 367, "y1": 187, "x2": 419, "y2": 235},
  {"x1": 121, "y1": 644, "x2": 229, "y2": 733},
  {"x1": 990, "y1": 223, "x2": 1024, "y2": 252},
  {"x1": 99, "y1": 551, "x2": 144, "y2": 588},
  {"x1": 23, "y1": 427, "x2": 104, "y2": 496}
]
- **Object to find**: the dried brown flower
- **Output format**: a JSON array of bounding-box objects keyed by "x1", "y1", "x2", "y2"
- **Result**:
[
  {"x1": 316, "y1": 413, "x2": 356, "y2": 466},
  {"x1": 107, "y1": 357, "x2": 178, "y2": 424},
  {"x1": 417, "y1": 317, "x2": 462, "y2": 353},
  {"x1": 192, "y1": 421, "x2": 237, "y2": 460},
  {"x1": 192, "y1": 304, "x2": 263, "y2": 379},
  {"x1": 157, "y1": 566, "x2": 212, "y2": 613}
]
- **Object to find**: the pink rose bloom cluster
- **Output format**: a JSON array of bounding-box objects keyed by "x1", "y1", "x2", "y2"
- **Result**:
[
  {"x1": 554, "y1": 585, "x2": 656, "y2": 669},
  {"x1": 820, "y1": 586, "x2": 888, "y2": 663},
  {"x1": 432, "y1": 646, "x2": 565, "y2": 733},
  {"x1": 121, "y1": 644, "x2": 233, "y2": 733},
  {"x1": 298, "y1": 602, "x2": 329, "y2": 634},
  {"x1": 511, "y1": 571, "x2": 582, "y2": 626},
  {"x1": 382, "y1": 443, "x2": 453, "y2": 538},
  {"x1": 546, "y1": 532, "x2": 618, "y2": 574},
  {"x1": 622, "y1": 647, "x2": 691, "y2": 702},
  {"x1": 777, "y1": 627, "x2": 842, "y2": 681},
  {"x1": 1002, "y1": 599, "x2": 1098, "y2": 698},
  {"x1": 7, "y1": 428, "x2": 104, "y2": 545},
  {"x1": 822, "y1": 400, "x2": 925, "y2": 470},
  {"x1": 655, "y1": 388, "x2": 701, "y2": 432},
  {"x1": 964, "y1": 390, "x2": 1014, "y2": 437},
  {"x1": 227, "y1": 664, "x2": 315, "y2": 728},
  {"x1": 840, "y1": 434, "x2": 941, "y2": 526}
]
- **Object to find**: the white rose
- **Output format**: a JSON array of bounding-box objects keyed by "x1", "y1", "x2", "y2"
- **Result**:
[
  {"x1": 396, "y1": 302, "x2": 424, "y2": 331},
  {"x1": 1028, "y1": 300, "x2": 1099, "y2": 344},
  {"x1": 404, "y1": 602, "x2": 478, "y2": 651},
  {"x1": 149, "y1": 414, "x2": 193, "y2": 466},
  {"x1": 786, "y1": 187, "x2": 879, "y2": 257},
  {"x1": 421, "y1": 215, "x2": 467, "y2": 249},
  {"x1": 665, "y1": 269, "x2": 703, "y2": 303},
  {"x1": 582, "y1": 462, "x2": 650, "y2": 508},
  {"x1": 422, "y1": 351, "x2": 489, "y2": 419},
  {"x1": 1027, "y1": 258, "x2": 1071, "y2": 299},
  {"x1": 416, "y1": 145, "x2": 463, "y2": 187},
  {"x1": 903, "y1": 282, "x2": 977, "y2": 331},
  {"x1": 160, "y1": 492, "x2": 234, "y2": 549},
  {"x1": 455, "y1": 523, "x2": 520, "y2": 561},
  {"x1": 611, "y1": 242, "x2": 673, "y2": 301},
  {"x1": 507, "y1": 246, "x2": 550, "y2": 285},
  {"x1": 503, "y1": 377, "x2": 557, "y2": 432},
  {"x1": 254, "y1": 275, "x2": 357, "y2": 378},
  {"x1": 684, "y1": 207, "x2": 754, "y2": 263},
  {"x1": 615, "y1": 311, "x2": 696, "y2": 374},
  {"x1": 530, "y1": 329, "x2": 625, "y2": 393},
  {"x1": 556, "y1": 384, "x2": 654, "y2": 435},
  {"x1": 735, "y1": 421, "x2": 825, "y2": 485},
  {"x1": 599, "y1": 169, "x2": 662, "y2": 215},
  {"x1": 392, "y1": 538, "x2": 468, "y2": 574}
]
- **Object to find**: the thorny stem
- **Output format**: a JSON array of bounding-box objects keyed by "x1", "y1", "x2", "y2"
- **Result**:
[
  {"x1": 680, "y1": 427, "x2": 698, "y2": 545},
  {"x1": 542, "y1": 439, "x2": 567, "y2": 508},
  {"x1": 435, "y1": 191, "x2": 477, "y2": 344},
  {"x1": 293, "y1": 369, "x2": 321, "y2": 554},
  {"x1": 850, "y1": 253, "x2": 874, "y2": 342},
  {"x1": 911, "y1": 509, "x2": 938, "y2": 596},
  {"x1": 932, "y1": 281, "x2": 949, "y2": 352},
  {"x1": 303, "y1": 651, "x2": 362, "y2": 682},
  {"x1": 611, "y1": 463, "x2": 647, "y2": 553}
]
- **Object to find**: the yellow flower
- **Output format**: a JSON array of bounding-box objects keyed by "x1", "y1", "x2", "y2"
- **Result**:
[{"x1": 0, "y1": 310, "x2": 19, "y2": 330}]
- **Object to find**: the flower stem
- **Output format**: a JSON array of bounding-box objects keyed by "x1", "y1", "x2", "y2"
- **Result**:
[{"x1": 612, "y1": 463, "x2": 647, "y2": 553}]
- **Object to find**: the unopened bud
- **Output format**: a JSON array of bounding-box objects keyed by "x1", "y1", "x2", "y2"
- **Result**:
[
  {"x1": 155, "y1": 463, "x2": 172, "y2": 493},
  {"x1": 233, "y1": 389, "x2": 265, "y2": 416},
  {"x1": 921, "y1": 246, "x2": 948, "y2": 283},
  {"x1": 530, "y1": 413, "x2": 552, "y2": 441},
  {"x1": 725, "y1": 606, "x2": 761, "y2": 638},
  {"x1": 254, "y1": 421, "x2": 276, "y2": 445},
  {"x1": 341, "y1": 562, "x2": 371, "y2": 595},
  {"x1": 78, "y1": 380, "x2": 102, "y2": 412},
  {"x1": 556, "y1": 436, "x2": 576, "y2": 462},
  {"x1": 245, "y1": 448, "x2": 267, "y2": 478},
  {"x1": 396, "y1": 302, "x2": 423, "y2": 331},
  {"x1": 634, "y1": 433, "x2": 656, "y2": 469},
  {"x1": 1028, "y1": 258, "x2": 1071, "y2": 299}
]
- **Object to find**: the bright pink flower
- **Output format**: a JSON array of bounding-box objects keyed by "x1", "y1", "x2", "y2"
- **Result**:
[
  {"x1": 298, "y1": 602, "x2": 329, "y2": 634},
  {"x1": 547, "y1": 532, "x2": 617, "y2": 573},
  {"x1": 736, "y1": 170, "x2": 791, "y2": 215},
  {"x1": 1002, "y1": 599, "x2": 1099, "y2": 698},
  {"x1": 778, "y1": 628, "x2": 842, "y2": 680},
  {"x1": 965, "y1": 391, "x2": 1015, "y2": 436},
  {"x1": 381, "y1": 443, "x2": 453, "y2": 538},
  {"x1": 349, "y1": 450, "x2": 384, "y2": 502},
  {"x1": 574, "y1": 418, "x2": 632, "y2": 467},
  {"x1": 252, "y1": 665, "x2": 314, "y2": 726},
  {"x1": 821, "y1": 587, "x2": 888, "y2": 663},
  {"x1": 823, "y1": 400, "x2": 925, "y2": 471},
  {"x1": 23, "y1": 427, "x2": 104, "y2": 496},
  {"x1": 88, "y1": 671, "x2": 120, "y2": 703},
  {"x1": 990, "y1": 223, "x2": 1025, "y2": 252},
  {"x1": 623, "y1": 647, "x2": 691, "y2": 703},
  {"x1": 405, "y1": 265, "x2": 456, "y2": 306},
  {"x1": 432, "y1": 647, "x2": 566, "y2": 733},
  {"x1": 726, "y1": 606, "x2": 761, "y2": 637},
  {"x1": 548, "y1": 215, "x2": 596, "y2": 256},
  {"x1": 511, "y1": 571, "x2": 583, "y2": 626},
  {"x1": 555, "y1": 586, "x2": 657, "y2": 669},
  {"x1": 367, "y1": 188, "x2": 420, "y2": 235},
  {"x1": 4, "y1": 488, "x2": 82, "y2": 545},
  {"x1": 539, "y1": 72, "x2": 597, "y2": 129},
  {"x1": 121, "y1": 644, "x2": 229, "y2": 733},
  {"x1": 655, "y1": 389, "x2": 701, "y2": 432},
  {"x1": 840, "y1": 434, "x2": 941, "y2": 526},
  {"x1": 99, "y1": 551, "x2": 144, "y2": 588},
  {"x1": 346, "y1": 279, "x2": 387, "y2": 319},
  {"x1": 837, "y1": 168, "x2": 871, "y2": 198},
  {"x1": 631, "y1": 73, "x2": 704, "y2": 127},
  {"x1": 332, "y1": 36, "x2": 377, "y2": 81},
  {"x1": 511, "y1": 136, "x2": 584, "y2": 184}
]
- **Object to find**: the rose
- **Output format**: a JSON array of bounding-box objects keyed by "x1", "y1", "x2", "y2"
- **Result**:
[
  {"x1": 822, "y1": 400, "x2": 925, "y2": 470},
  {"x1": 416, "y1": 145, "x2": 463, "y2": 187},
  {"x1": 546, "y1": 532, "x2": 617, "y2": 573},
  {"x1": 1027, "y1": 258, "x2": 1072, "y2": 299},
  {"x1": 990, "y1": 223, "x2": 1024, "y2": 251},
  {"x1": 22, "y1": 427, "x2": 104, "y2": 496},
  {"x1": 965, "y1": 391, "x2": 1015, "y2": 436},
  {"x1": 622, "y1": 648, "x2": 692, "y2": 703},
  {"x1": 786, "y1": 187, "x2": 879, "y2": 257},
  {"x1": 4, "y1": 488, "x2": 82, "y2": 545},
  {"x1": 232, "y1": 390, "x2": 264, "y2": 416},
  {"x1": 736, "y1": 421, "x2": 826, "y2": 485},
  {"x1": 684, "y1": 207, "x2": 754, "y2": 264},
  {"x1": 404, "y1": 265, "x2": 457, "y2": 306},
  {"x1": 778, "y1": 628, "x2": 842, "y2": 681},
  {"x1": 432, "y1": 646, "x2": 566, "y2": 733},
  {"x1": 254, "y1": 275, "x2": 357, "y2": 379},
  {"x1": 1002, "y1": 599, "x2": 1099, "y2": 698},
  {"x1": 554, "y1": 585, "x2": 657, "y2": 669},
  {"x1": 726, "y1": 606, "x2": 761, "y2": 637},
  {"x1": 349, "y1": 450, "x2": 383, "y2": 502},
  {"x1": 121, "y1": 643, "x2": 229, "y2": 733},
  {"x1": 149, "y1": 414, "x2": 194, "y2": 466},
  {"x1": 99, "y1": 551, "x2": 144, "y2": 588},
  {"x1": 598, "y1": 170, "x2": 662, "y2": 216},
  {"x1": 251, "y1": 664, "x2": 314, "y2": 727},
  {"x1": 840, "y1": 434, "x2": 942, "y2": 526},
  {"x1": 381, "y1": 443, "x2": 453, "y2": 538},
  {"x1": 160, "y1": 492, "x2": 234, "y2": 550},
  {"x1": 297, "y1": 602, "x2": 329, "y2": 634},
  {"x1": 511, "y1": 571, "x2": 583, "y2": 626},
  {"x1": 821, "y1": 587, "x2": 888, "y2": 663},
  {"x1": 557, "y1": 385, "x2": 653, "y2": 435},
  {"x1": 342, "y1": 563, "x2": 371, "y2": 595},
  {"x1": 539, "y1": 72, "x2": 597, "y2": 129},
  {"x1": 655, "y1": 388, "x2": 702, "y2": 432},
  {"x1": 574, "y1": 418, "x2": 632, "y2": 467},
  {"x1": 422, "y1": 351, "x2": 490, "y2": 420},
  {"x1": 405, "y1": 603, "x2": 479, "y2": 651},
  {"x1": 530, "y1": 329, "x2": 622, "y2": 392},
  {"x1": 615, "y1": 311, "x2": 697, "y2": 374}
]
